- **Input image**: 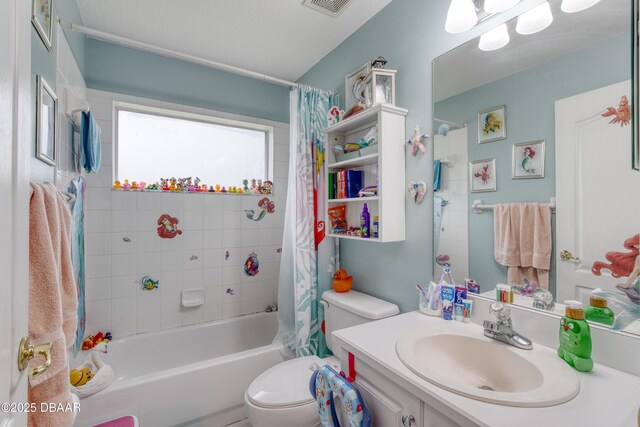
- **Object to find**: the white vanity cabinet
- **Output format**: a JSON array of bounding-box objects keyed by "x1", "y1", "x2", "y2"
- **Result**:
[{"x1": 345, "y1": 352, "x2": 463, "y2": 427}]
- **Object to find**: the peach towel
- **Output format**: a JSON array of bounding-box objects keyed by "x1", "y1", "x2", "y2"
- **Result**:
[
  {"x1": 494, "y1": 203, "x2": 552, "y2": 289},
  {"x1": 28, "y1": 184, "x2": 77, "y2": 427}
]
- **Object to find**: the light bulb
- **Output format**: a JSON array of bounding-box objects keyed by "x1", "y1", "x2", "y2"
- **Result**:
[
  {"x1": 484, "y1": 0, "x2": 520, "y2": 13},
  {"x1": 445, "y1": 0, "x2": 478, "y2": 34},
  {"x1": 516, "y1": 1, "x2": 553, "y2": 35},
  {"x1": 561, "y1": 0, "x2": 601, "y2": 13},
  {"x1": 479, "y1": 24, "x2": 510, "y2": 51}
]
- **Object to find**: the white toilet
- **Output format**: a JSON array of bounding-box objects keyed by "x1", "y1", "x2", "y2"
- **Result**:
[{"x1": 244, "y1": 289, "x2": 399, "y2": 427}]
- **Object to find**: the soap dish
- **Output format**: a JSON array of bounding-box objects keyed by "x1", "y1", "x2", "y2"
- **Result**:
[{"x1": 181, "y1": 288, "x2": 204, "y2": 308}]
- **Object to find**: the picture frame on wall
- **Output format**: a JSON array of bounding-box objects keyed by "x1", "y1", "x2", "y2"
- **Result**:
[
  {"x1": 512, "y1": 140, "x2": 545, "y2": 179},
  {"x1": 478, "y1": 105, "x2": 506, "y2": 144},
  {"x1": 32, "y1": 0, "x2": 54, "y2": 51},
  {"x1": 36, "y1": 75, "x2": 57, "y2": 166},
  {"x1": 470, "y1": 158, "x2": 497, "y2": 192},
  {"x1": 344, "y1": 63, "x2": 371, "y2": 112}
]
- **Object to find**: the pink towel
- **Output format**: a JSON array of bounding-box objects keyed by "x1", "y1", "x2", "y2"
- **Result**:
[
  {"x1": 28, "y1": 184, "x2": 78, "y2": 427},
  {"x1": 494, "y1": 203, "x2": 552, "y2": 289}
]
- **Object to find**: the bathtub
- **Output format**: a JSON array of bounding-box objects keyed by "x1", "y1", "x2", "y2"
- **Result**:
[{"x1": 74, "y1": 312, "x2": 287, "y2": 427}]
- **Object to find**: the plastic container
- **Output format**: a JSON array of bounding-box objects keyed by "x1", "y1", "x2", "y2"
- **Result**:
[
  {"x1": 372, "y1": 216, "x2": 379, "y2": 238},
  {"x1": 418, "y1": 282, "x2": 442, "y2": 316}
]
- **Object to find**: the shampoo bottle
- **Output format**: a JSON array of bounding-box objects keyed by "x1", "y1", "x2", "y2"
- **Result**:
[
  {"x1": 558, "y1": 300, "x2": 593, "y2": 372},
  {"x1": 360, "y1": 203, "x2": 370, "y2": 238},
  {"x1": 584, "y1": 295, "x2": 615, "y2": 326}
]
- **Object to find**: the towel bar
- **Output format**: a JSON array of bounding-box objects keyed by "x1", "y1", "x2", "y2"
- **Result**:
[{"x1": 472, "y1": 197, "x2": 556, "y2": 214}]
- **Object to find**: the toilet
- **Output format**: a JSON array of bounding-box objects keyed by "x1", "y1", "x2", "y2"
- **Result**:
[{"x1": 244, "y1": 289, "x2": 399, "y2": 427}]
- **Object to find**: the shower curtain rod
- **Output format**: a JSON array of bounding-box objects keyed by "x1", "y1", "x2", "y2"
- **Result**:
[{"x1": 59, "y1": 20, "x2": 300, "y2": 89}]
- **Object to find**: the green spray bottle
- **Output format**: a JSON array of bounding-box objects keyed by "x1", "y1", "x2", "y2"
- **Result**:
[{"x1": 558, "y1": 300, "x2": 593, "y2": 373}]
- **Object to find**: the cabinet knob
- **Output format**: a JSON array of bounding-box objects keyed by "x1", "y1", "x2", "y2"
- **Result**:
[{"x1": 402, "y1": 415, "x2": 415, "y2": 426}]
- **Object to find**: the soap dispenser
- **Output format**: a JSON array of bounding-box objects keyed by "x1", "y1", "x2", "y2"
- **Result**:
[
  {"x1": 584, "y1": 295, "x2": 615, "y2": 326},
  {"x1": 558, "y1": 300, "x2": 593, "y2": 372}
]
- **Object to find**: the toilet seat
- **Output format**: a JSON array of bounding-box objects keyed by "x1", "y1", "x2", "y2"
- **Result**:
[{"x1": 247, "y1": 355, "x2": 324, "y2": 409}]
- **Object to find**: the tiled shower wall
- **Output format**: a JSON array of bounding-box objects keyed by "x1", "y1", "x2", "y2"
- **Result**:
[{"x1": 83, "y1": 89, "x2": 289, "y2": 337}]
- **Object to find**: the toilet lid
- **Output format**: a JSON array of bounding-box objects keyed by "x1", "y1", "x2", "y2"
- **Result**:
[{"x1": 247, "y1": 355, "x2": 323, "y2": 408}]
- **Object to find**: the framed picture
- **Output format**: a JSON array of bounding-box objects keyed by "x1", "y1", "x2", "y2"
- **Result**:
[
  {"x1": 345, "y1": 63, "x2": 371, "y2": 112},
  {"x1": 32, "y1": 0, "x2": 54, "y2": 51},
  {"x1": 470, "y1": 158, "x2": 497, "y2": 192},
  {"x1": 512, "y1": 140, "x2": 545, "y2": 179},
  {"x1": 36, "y1": 75, "x2": 57, "y2": 166},
  {"x1": 478, "y1": 105, "x2": 506, "y2": 143}
]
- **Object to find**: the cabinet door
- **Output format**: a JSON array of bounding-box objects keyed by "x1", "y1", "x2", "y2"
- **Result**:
[{"x1": 350, "y1": 358, "x2": 421, "y2": 426}]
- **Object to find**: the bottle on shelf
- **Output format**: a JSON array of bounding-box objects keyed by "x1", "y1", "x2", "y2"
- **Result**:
[{"x1": 360, "y1": 203, "x2": 371, "y2": 238}]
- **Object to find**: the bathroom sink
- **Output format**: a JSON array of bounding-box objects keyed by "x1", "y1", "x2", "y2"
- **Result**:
[{"x1": 396, "y1": 329, "x2": 580, "y2": 407}]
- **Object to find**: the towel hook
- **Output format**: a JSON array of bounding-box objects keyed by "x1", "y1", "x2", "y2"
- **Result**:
[{"x1": 18, "y1": 336, "x2": 52, "y2": 377}]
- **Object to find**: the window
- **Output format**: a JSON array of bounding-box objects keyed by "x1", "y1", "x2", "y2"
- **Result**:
[{"x1": 115, "y1": 105, "x2": 271, "y2": 186}]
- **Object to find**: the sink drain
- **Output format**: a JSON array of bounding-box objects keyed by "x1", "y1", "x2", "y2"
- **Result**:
[{"x1": 478, "y1": 385, "x2": 494, "y2": 391}]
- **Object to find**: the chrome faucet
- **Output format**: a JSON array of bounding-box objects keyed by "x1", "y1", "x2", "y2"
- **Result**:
[{"x1": 483, "y1": 302, "x2": 533, "y2": 350}]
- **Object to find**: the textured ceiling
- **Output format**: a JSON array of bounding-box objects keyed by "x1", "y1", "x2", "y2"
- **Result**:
[
  {"x1": 75, "y1": 0, "x2": 393, "y2": 82},
  {"x1": 434, "y1": 0, "x2": 630, "y2": 102}
]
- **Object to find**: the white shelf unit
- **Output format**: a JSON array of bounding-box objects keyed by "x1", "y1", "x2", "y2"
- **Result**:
[{"x1": 324, "y1": 103, "x2": 407, "y2": 243}]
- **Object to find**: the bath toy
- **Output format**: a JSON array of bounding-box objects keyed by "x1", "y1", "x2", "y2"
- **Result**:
[
  {"x1": 130, "y1": 181, "x2": 139, "y2": 190},
  {"x1": 242, "y1": 179, "x2": 250, "y2": 193},
  {"x1": 112, "y1": 180, "x2": 122, "y2": 189},
  {"x1": 221, "y1": 187, "x2": 227, "y2": 192},
  {"x1": 122, "y1": 180, "x2": 131, "y2": 190},
  {"x1": 71, "y1": 342, "x2": 114, "y2": 399},
  {"x1": 261, "y1": 180, "x2": 273, "y2": 195},
  {"x1": 161, "y1": 178, "x2": 170, "y2": 191},
  {"x1": 250, "y1": 179, "x2": 257, "y2": 192},
  {"x1": 332, "y1": 269, "x2": 353, "y2": 293},
  {"x1": 138, "y1": 181, "x2": 146, "y2": 191},
  {"x1": 209, "y1": 186, "x2": 215, "y2": 192},
  {"x1": 200, "y1": 185, "x2": 208, "y2": 192},
  {"x1": 70, "y1": 368, "x2": 93, "y2": 387},
  {"x1": 215, "y1": 184, "x2": 221, "y2": 192},
  {"x1": 407, "y1": 125, "x2": 429, "y2": 156},
  {"x1": 81, "y1": 331, "x2": 112, "y2": 351}
]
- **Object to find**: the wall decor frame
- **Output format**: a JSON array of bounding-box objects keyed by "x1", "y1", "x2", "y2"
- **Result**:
[
  {"x1": 345, "y1": 63, "x2": 372, "y2": 112},
  {"x1": 32, "y1": 0, "x2": 54, "y2": 51},
  {"x1": 512, "y1": 140, "x2": 545, "y2": 179},
  {"x1": 36, "y1": 75, "x2": 57, "y2": 166},
  {"x1": 478, "y1": 105, "x2": 506, "y2": 143},
  {"x1": 470, "y1": 158, "x2": 497, "y2": 192}
]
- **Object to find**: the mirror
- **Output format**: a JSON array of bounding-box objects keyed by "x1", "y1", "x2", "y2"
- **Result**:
[{"x1": 432, "y1": 0, "x2": 640, "y2": 335}]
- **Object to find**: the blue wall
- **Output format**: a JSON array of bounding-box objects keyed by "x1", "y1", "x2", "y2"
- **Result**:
[
  {"x1": 31, "y1": 0, "x2": 86, "y2": 180},
  {"x1": 299, "y1": 0, "x2": 632, "y2": 312},
  {"x1": 434, "y1": 34, "x2": 630, "y2": 295},
  {"x1": 84, "y1": 39, "x2": 291, "y2": 123}
]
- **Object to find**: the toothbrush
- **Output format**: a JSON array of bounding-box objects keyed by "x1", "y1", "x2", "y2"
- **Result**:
[{"x1": 416, "y1": 284, "x2": 428, "y2": 298}]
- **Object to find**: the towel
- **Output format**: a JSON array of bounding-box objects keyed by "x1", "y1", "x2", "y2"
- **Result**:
[
  {"x1": 81, "y1": 111, "x2": 101, "y2": 173},
  {"x1": 433, "y1": 160, "x2": 442, "y2": 191},
  {"x1": 28, "y1": 184, "x2": 78, "y2": 427},
  {"x1": 494, "y1": 203, "x2": 552, "y2": 289}
]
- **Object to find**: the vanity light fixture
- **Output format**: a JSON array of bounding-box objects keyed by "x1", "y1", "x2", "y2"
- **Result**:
[
  {"x1": 479, "y1": 23, "x2": 510, "y2": 51},
  {"x1": 484, "y1": 0, "x2": 520, "y2": 14},
  {"x1": 516, "y1": 1, "x2": 554, "y2": 35},
  {"x1": 561, "y1": 0, "x2": 601, "y2": 13},
  {"x1": 445, "y1": 0, "x2": 478, "y2": 34}
]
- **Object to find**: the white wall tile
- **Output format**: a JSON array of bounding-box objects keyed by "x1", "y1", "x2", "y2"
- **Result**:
[
  {"x1": 137, "y1": 314, "x2": 160, "y2": 333},
  {"x1": 112, "y1": 297, "x2": 137, "y2": 320},
  {"x1": 83, "y1": 90, "x2": 287, "y2": 336},
  {"x1": 160, "y1": 312, "x2": 182, "y2": 330}
]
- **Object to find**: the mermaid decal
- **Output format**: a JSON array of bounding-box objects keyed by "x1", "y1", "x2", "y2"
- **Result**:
[
  {"x1": 592, "y1": 234, "x2": 640, "y2": 304},
  {"x1": 520, "y1": 146, "x2": 536, "y2": 174},
  {"x1": 157, "y1": 214, "x2": 182, "y2": 239}
]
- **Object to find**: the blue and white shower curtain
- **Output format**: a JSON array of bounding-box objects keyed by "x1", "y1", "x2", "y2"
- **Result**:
[{"x1": 275, "y1": 85, "x2": 339, "y2": 358}]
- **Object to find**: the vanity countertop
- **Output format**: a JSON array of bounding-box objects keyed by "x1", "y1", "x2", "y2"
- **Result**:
[{"x1": 332, "y1": 311, "x2": 640, "y2": 427}]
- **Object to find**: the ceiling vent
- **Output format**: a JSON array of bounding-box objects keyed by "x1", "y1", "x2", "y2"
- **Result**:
[{"x1": 303, "y1": 0, "x2": 353, "y2": 17}]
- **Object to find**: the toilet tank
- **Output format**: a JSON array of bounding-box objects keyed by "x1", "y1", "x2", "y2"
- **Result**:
[{"x1": 322, "y1": 289, "x2": 399, "y2": 352}]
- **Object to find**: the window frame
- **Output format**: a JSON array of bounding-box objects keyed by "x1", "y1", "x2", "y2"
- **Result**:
[{"x1": 113, "y1": 101, "x2": 274, "y2": 184}]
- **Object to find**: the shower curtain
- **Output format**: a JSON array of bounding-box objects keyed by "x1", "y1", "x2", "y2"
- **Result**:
[{"x1": 275, "y1": 85, "x2": 339, "y2": 358}]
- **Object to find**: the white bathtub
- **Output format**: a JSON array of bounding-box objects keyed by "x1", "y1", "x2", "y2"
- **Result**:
[{"x1": 74, "y1": 312, "x2": 287, "y2": 427}]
